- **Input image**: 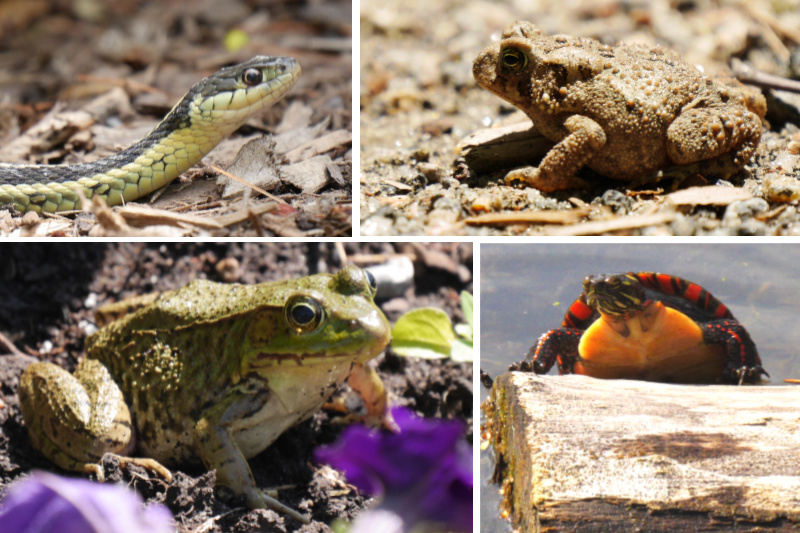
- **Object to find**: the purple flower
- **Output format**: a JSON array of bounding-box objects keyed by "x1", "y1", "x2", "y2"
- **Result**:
[
  {"x1": 315, "y1": 407, "x2": 472, "y2": 533},
  {"x1": 0, "y1": 471, "x2": 174, "y2": 533}
]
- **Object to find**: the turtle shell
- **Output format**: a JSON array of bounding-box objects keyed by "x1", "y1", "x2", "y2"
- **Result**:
[{"x1": 518, "y1": 272, "x2": 766, "y2": 385}]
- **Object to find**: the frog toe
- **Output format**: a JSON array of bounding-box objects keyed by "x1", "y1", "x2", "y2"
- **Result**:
[
  {"x1": 246, "y1": 488, "x2": 310, "y2": 524},
  {"x1": 101, "y1": 453, "x2": 173, "y2": 482}
]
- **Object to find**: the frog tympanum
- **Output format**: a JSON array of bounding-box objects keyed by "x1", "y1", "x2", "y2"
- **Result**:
[{"x1": 19, "y1": 266, "x2": 391, "y2": 523}]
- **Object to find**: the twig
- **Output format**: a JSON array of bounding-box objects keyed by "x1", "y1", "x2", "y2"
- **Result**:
[{"x1": 211, "y1": 164, "x2": 287, "y2": 204}]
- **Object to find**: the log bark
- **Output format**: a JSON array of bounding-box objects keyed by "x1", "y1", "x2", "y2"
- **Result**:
[{"x1": 484, "y1": 373, "x2": 800, "y2": 531}]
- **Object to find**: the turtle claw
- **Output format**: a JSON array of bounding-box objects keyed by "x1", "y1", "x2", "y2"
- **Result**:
[
  {"x1": 480, "y1": 369, "x2": 495, "y2": 390},
  {"x1": 732, "y1": 365, "x2": 768, "y2": 386},
  {"x1": 508, "y1": 359, "x2": 533, "y2": 372}
]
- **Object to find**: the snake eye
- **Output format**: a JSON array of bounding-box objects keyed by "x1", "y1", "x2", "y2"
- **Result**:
[
  {"x1": 242, "y1": 68, "x2": 263, "y2": 86},
  {"x1": 286, "y1": 297, "x2": 324, "y2": 333},
  {"x1": 502, "y1": 47, "x2": 527, "y2": 71}
]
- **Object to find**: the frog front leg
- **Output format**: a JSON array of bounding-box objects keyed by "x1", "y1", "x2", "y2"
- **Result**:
[
  {"x1": 505, "y1": 114, "x2": 605, "y2": 191},
  {"x1": 193, "y1": 378, "x2": 310, "y2": 524},
  {"x1": 344, "y1": 361, "x2": 396, "y2": 430},
  {"x1": 19, "y1": 359, "x2": 171, "y2": 481}
]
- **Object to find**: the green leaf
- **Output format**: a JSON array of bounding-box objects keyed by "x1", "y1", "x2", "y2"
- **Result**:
[
  {"x1": 454, "y1": 322, "x2": 472, "y2": 341},
  {"x1": 224, "y1": 29, "x2": 250, "y2": 52},
  {"x1": 391, "y1": 308, "x2": 456, "y2": 359},
  {"x1": 450, "y1": 338, "x2": 473, "y2": 362},
  {"x1": 460, "y1": 291, "x2": 473, "y2": 330}
]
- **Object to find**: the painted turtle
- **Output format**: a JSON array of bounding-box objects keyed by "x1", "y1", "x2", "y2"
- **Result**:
[{"x1": 511, "y1": 272, "x2": 767, "y2": 385}]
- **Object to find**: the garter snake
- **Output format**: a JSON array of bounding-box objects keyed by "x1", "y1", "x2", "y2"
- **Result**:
[{"x1": 0, "y1": 56, "x2": 300, "y2": 214}]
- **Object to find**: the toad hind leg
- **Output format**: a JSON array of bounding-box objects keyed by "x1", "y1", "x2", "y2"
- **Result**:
[
  {"x1": 18, "y1": 359, "x2": 171, "y2": 482},
  {"x1": 505, "y1": 114, "x2": 605, "y2": 191},
  {"x1": 666, "y1": 106, "x2": 762, "y2": 170}
]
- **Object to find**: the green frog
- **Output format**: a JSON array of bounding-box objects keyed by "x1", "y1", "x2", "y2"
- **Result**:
[{"x1": 18, "y1": 265, "x2": 391, "y2": 524}]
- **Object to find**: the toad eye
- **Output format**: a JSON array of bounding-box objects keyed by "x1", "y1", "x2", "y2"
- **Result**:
[
  {"x1": 242, "y1": 68, "x2": 263, "y2": 86},
  {"x1": 286, "y1": 297, "x2": 324, "y2": 333},
  {"x1": 501, "y1": 47, "x2": 527, "y2": 71}
]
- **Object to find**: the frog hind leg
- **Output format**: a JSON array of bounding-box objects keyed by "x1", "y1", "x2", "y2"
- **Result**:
[
  {"x1": 701, "y1": 320, "x2": 768, "y2": 385},
  {"x1": 18, "y1": 359, "x2": 171, "y2": 482}
]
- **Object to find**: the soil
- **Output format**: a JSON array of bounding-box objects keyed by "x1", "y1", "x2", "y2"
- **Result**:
[
  {"x1": 0, "y1": 1, "x2": 353, "y2": 237},
  {"x1": 0, "y1": 242, "x2": 473, "y2": 533},
  {"x1": 360, "y1": 0, "x2": 800, "y2": 236}
]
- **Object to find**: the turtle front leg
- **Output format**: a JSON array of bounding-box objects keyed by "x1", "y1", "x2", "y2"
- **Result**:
[
  {"x1": 511, "y1": 328, "x2": 583, "y2": 375},
  {"x1": 702, "y1": 320, "x2": 768, "y2": 384}
]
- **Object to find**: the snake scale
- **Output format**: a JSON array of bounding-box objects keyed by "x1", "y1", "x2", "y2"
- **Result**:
[{"x1": 0, "y1": 56, "x2": 299, "y2": 214}]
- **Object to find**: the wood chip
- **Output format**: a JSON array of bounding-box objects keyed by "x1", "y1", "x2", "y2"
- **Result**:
[
  {"x1": 88, "y1": 197, "x2": 193, "y2": 237},
  {"x1": 275, "y1": 101, "x2": 314, "y2": 133},
  {"x1": 544, "y1": 212, "x2": 677, "y2": 235},
  {"x1": 280, "y1": 155, "x2": 333, "y2": 193},
  {"x1": 213, "y1": 202, "x2": 281, "y2": 228},
  {"x1": 666, "y1": 186, "x2": 753, "y2": 206},
  {"x1": 284, "y1": 129, "x2": 351, "y2": 164},
  {"x1": 273, "y1": 117, "x2": 330, "y2": 154},
  {"x1": 325, "y1": 160, "x2": 346, "y2": 187},
  {"x1": 464, "y1": 208, "x2": 591, "y2": 226},
  {"x1": 218, "y1": 136, "x2": 281, "y2": 198},
  {"x1": 116, "y1": 205, "x2": 224, "y2": 229},
  {"x1": 0, "y1": 88, "x2": 133, "y2": 163}
]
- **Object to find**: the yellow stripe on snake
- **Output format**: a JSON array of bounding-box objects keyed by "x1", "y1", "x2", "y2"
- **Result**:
[{"x1": 0, "y1": 56, "x2": 300, "y2": 213}]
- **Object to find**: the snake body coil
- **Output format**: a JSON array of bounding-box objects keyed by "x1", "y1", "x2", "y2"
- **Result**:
[{"x1": 0, "y1": 56, "x2": 300, "y2": 213}]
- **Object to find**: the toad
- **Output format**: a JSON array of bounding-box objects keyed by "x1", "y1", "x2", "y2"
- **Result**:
[{"x1": 473, "y1": 21, "x2": 766, "y2": 191}]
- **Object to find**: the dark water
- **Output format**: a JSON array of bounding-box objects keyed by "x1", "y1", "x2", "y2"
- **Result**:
[{"x1": 479, "y1": 243, "x2": 800, "y2": 532}]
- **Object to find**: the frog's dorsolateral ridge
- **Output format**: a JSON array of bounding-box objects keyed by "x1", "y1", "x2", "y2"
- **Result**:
[
  {"x1": 472, "y1": 21, "x2": 767, "y2": 191},
  {"x1": 18, "y1": 266, "x2": 392, "y2": 524}
]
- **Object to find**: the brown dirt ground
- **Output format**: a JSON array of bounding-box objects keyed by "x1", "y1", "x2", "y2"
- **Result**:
[
  {"x1": 0, "y1": 0, "x2": 353, "y2": 237},
  {"x1": 0, "y1": 242, "x2": 473, "y2": 533},
  {"x1": 360, "y1": 0, "x2": 800, "y2": 236}
]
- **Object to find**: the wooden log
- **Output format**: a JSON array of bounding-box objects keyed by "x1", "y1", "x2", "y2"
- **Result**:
[
  {"x1": 456, "y1": 121, "x2": 553, "y2": 175},
  {"x1": 484, "y1": 373, "x2": 800, "y2": 531}
]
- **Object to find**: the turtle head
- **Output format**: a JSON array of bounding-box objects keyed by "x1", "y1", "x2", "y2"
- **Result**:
[{"x1": 583, "y1": 273, "x2": 646, "y2": 317}]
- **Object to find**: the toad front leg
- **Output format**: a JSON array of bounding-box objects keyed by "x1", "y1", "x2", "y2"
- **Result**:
[
  {"x1": 193, "y1": 378, "x2": 310, "y2": 524},
  {"x1": 505, "y1": 115, "x2": 605, "y2": 191}
]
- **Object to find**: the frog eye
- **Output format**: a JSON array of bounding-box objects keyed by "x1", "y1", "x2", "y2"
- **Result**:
[
  {"x1": 242, "y1": 68, "x2": 263, "y2": 86},
  {"x1": 501, "y1": 47, "x2": 527, "y2": 71},
  {"x1": 286, "y1": 297, "x2": 324, "y2": 333},
  {"x1": 364, "y1": 269, "x2": 378, "y2": 295}
]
